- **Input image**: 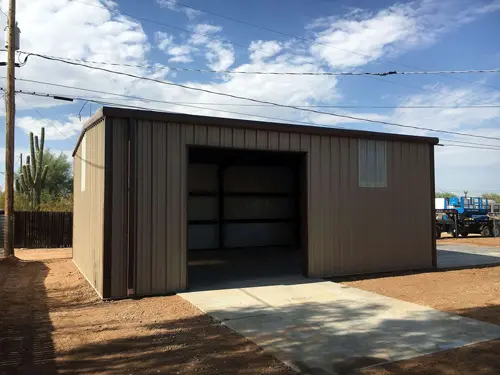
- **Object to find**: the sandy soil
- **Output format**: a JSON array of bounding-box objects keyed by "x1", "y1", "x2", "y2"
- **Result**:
[
  {"x1": 344, "y1": 266, "x2": 500, "y2": 374},
  {"x1": 0, "y1": 249, "x2": 294, "y2": 375},
  {"x1": 438, "y1": 233, "x2": 500, "y2": 247}
]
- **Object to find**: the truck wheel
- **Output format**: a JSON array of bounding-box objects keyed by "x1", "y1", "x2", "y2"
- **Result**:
[
  {"x1": 460, "y1": 233, "x2": 469, "y2": 237},
  {"x1": 481, "y1": 226, "x2": 492, "y2": 237},
  {"x1": 493, "y1": 226, "x2": 500, "y2": 238}
]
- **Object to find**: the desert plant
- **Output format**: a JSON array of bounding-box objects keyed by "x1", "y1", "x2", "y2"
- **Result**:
[{"x1": 15, "y1": 128, "x2": 49, "y2": 210}]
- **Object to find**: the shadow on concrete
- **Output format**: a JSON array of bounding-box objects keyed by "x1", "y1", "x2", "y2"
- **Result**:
[
  {"x1": 437, "y1": 248, "x2": 500, "y2": 269},
  {"x1": 188, "y1": 248, "x2": 303, "y2": 291},
  {"x1": 0, "y1": 257, "x2": 57, "y2": 374}
]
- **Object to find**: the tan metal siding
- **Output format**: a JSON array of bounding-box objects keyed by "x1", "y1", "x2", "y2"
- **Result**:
[
  {"x1": 109, "y1": 118, "x2": 128, "y2": 298},
  {"x1": 151, "y1": 121, "x2": 167, "y2": 293},
  {"x1": 124, "y1": 120, "x2": 434, "y2": 295},
  {"x1": 136, "y1": 120, "x2": 153, "y2": 295},
  {"x1": 167, "y1": 123, "x2": 187, "y2": 291},
  {"x1": 73, "y1": 120, "x2": 105, "y2": 296}
]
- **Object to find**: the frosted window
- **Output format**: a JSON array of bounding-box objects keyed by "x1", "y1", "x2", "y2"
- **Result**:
[
  {"x1": 358, "y1": 139, "x2": 387, "y2": 188},
  {"x1": 81, "y1": 136, "x2": 86, "y2": 192}
]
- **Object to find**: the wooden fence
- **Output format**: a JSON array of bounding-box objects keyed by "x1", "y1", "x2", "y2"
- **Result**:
[{"x1": 14, "y1": 211, "x2": 73, "y2": 248}]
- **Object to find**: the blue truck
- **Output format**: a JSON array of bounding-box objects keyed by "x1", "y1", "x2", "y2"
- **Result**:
[{"x1": 435, "y1": 196, "x2": 499, "y2": 238}]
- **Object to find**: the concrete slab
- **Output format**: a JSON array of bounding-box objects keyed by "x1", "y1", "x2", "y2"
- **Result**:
[
  {"x1": 437, "y1": 245, "x2": 500, "y2": 268},
  {"x1": 180, "y1": 277, "x2": 500, "y2": 375}
]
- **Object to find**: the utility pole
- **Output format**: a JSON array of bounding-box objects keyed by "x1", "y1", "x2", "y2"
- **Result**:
[{"x1": 4, "y1": 0, "x2": 16, "y2": 257}]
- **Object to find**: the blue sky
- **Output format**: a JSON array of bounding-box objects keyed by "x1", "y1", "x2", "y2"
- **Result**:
[{"x1": 1, "y1": 0, "x2": 500, "y2": 196}]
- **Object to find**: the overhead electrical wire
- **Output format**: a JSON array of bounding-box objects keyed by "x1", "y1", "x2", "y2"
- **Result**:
[
  {"x1": 7, "y1": 76, "x2": 500, "y2": 110},
  {"x1": 14, "y1": 51, "x2": 500, "y2": 77},
  {"x1": 23, "y1": 87, "x2": 499, "y2": 152},
  {"x1": 68, "y1": 0, "x2": 500, "y2": 99},
  {"x1": 19, "y1": 89, "x2": 500, "y2": 149},
  {"x1": 7, "y1": 86, "x2": 500, "y2": 150},
  {"x1": 150, "y1": 0, "x2": 500, "y2": 92},
  {"x1": 16, "y1": 94, "x2": 72, "y2": 141},
  {"x1": 439, "y1": 143, "x2": 500, "y2": 151},
  {"x1": 21, "y1": 53, "x2": 500, "y2": 142},
  {"x1": 16, "y1": 49, "x2": 496, "y2": 110}
]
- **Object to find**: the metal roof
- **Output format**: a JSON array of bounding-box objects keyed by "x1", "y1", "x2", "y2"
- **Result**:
[{"x1": 73, "y1": 106, "x2": 439, "y2": 156}]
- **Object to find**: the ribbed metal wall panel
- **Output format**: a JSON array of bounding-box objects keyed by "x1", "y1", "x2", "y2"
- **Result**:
[
  {"x1": 73, "y1": 120, "x2": 105, "y2": 296},
  {"x1": 109, "y1": 118, "x2": 433, "y2": 296},
  {"x1": 109, "y1": 118, "x2": 128, "y2": 298}
]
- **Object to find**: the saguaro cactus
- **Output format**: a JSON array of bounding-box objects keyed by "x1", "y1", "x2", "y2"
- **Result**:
[{"x1": 15, "y1": 128, "x2": 49, "y2": 210}]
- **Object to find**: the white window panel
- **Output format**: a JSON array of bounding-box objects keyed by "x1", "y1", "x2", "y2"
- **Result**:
[
  {"x1": 81, "y1": 136, "x2": 86, "y2": 192},
  {"x1": 358, "y1": 139, "x2": 387, "y2": 188}
]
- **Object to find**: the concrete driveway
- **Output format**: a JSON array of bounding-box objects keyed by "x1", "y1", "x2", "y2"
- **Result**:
[
  {"x1": 437, "y1": 244, "x2": 500, "y2": 268},
  {"x1": 180, "y1": 276, "x2": 500, "y2": 374}
]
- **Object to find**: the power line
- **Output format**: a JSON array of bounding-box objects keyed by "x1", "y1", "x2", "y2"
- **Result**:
[
  {"x1": 0, "y1": 7, "x2": 7, "y2": 17},
  {"x1": 17, "y1": 95, "x2": 73, "y2": 141},
  {"x1": 12, "y1": 53, "x2": 468, "y2": 103},
  {"x1": 153, "y1": 0, "x2": 500, "y2": 93},
  {"x1": 18, "y1": 50, "x2": 496, "y2": 112},
  {"x1": 16, "y1": 51, "x2": 500, "y2": 77},
  {"x1": 24, "y1": 53, "x2": 500, "y2": 141},
  {"x1": 10, "y1": 86, "x2": 500, "y2": 150},
  {"x1": 436, "y1": 138, "x2": 500, "y2": 148},
  {"x1": 68, "y1": 0, "x2": 500, "y2": 100},
  {"x1": 9, "y1": 76, "x2": 500, "y2": 110},
  {"x1": 440, "y1": 143, "x2": 500, "y2": 151},
  {"x1": 10, "y1": 87, "x2": 349, "y2": 131}
]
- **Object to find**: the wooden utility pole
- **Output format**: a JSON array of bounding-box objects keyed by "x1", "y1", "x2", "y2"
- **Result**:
[{"x1": 4, "y1": 0, "x2": 16, "y2": 257}]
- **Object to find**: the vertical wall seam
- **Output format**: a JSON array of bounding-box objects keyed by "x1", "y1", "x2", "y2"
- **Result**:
[
  {"x1": 102, "y1": 117, "x2": 113, "y2": 298},
  {"x1": 149, "y1": 120, "x2": 154, "y2": 294},
  {"x1": 430, "y1": 145, "x2": 437, "y2": 267}
]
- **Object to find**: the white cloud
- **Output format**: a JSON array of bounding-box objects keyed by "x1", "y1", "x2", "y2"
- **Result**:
[
  {"x1": 156, "y1": 0, "x2": 200, "y2": 19},
  {"x1": 188, "y1": 24, "x2": 223, "y2": 45},
  {"x1": 155, "y1": 31, "x2": 195, "y2": 63},
  {"x1": 205, "y1": 41, "x2": 234, "y2": 70},
  {"x1": 16, "y1": 116, "x2": 84, "y2": 141},
  {"x1": 387, "y1": 86, "x2": 500, "y2": 135},
  {"x1": 249, "y1": 41, "x2": 283, "y2": 62},
  {"x1": 311, "y1": 8, "x2": 416, "y2": 68},
  {"x1": 309, "y1": 0, "x2": 500, "y2": 68},
  {"x1": 155, "y1": 31, "x2": 174, "y2": 51}
]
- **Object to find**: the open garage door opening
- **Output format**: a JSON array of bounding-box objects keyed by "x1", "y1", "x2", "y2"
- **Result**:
[{"x1": 187, "y1": 147, "x2": 307, "y2": 290}]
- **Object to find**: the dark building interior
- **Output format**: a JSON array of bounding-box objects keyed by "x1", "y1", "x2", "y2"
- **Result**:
[{"x1": 187, "y1": 147, "x2": 306, "y2": 289}]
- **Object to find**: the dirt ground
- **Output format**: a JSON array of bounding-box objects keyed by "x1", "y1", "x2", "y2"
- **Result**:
[
  {"x1": 3, "y1": 249, "x2": 500, "y2": 374},
  {"x1": 438, "y1": 233, "x2": 500, "y2": 247},
  {"x1": 344, "y1": 266, "x2": 500, "y2": 374},
  {"x1": 0, "y1": 249, "x2": 295, "y2": 375}
]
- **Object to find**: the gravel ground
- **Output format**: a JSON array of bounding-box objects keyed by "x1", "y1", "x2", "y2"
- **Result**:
[
  {"x1": 343, "y1": 266, "x2": 500, "y2": 374},
  {"x1": 0, "y1": 249, "x2": 295, "y2": 375}
]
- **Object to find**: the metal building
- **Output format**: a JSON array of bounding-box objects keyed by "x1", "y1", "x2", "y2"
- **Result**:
[{"x1": 72, "y1": 107, "x2": 438, "y2": 299}]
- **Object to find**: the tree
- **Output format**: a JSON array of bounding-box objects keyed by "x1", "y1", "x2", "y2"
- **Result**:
[
  {"x1": 15, "y1": 128, "x2": 49, "y2": 210},
  {"x1": 435, "y1": 192, "x2": 456, "y2": 199},
  {"x1": 14, "y1": 127, "x2": 73, "y2": 212},
  {"x1": 482, "y1": 193, "x2": 500, "y2": 203},
  {"x1": 40, "y1": 151, "x2": 73, "y2": 199}
]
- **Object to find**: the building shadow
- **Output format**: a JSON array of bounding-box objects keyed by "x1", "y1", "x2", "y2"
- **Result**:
[
  {"x1": 51, "y1": 292, "x2": 500, "y2": 374},
  {"x1": 0, "y1": 257, "x2": 57, "y2": 374}
]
